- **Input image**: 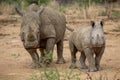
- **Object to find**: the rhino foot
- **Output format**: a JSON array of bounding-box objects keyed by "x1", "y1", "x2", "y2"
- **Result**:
[
  {"x1": 88, "y1": 67, "x2": 97, "y2": 72},
  {"x1": 96, "y1": 65, "x2": 102, "y2": 71},
  {"x1": 80, "y1": 65, "x2": 88, "y2": 69},
  {"x1": 56, "y1": 58, "x2": 66, "y2": 64},
  {"x1": 30, "y1": 63, "x2": 41, "y2": 69}
]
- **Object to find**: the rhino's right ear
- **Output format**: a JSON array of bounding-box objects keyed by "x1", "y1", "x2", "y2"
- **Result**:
[
  {"x1": 91, "y1": 21, "x2": 95, "y2": 28},
  {"x1": 15, "y1": 3, "x2": 24, "y2": 16}
]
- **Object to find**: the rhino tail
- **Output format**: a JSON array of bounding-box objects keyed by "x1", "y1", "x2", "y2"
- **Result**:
[{"x1": 66, "y1": 26, "x2": 74, "y2": 32}]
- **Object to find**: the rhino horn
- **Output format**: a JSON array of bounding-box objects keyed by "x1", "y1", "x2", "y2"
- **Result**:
[
  {"x1": 96, "y1": 34, "x2": 100, "y2": 42},
  {"x1": 27, "y1": 26, "x2": 35, "y2": 41},
  {"x1": 28, "y1": 26, "x2": 32, "y2": 32}
]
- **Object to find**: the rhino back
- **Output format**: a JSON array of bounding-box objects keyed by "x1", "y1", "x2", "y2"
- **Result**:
[
  {"x1": 40, "y1": 7, "x2": 66, "y2": 42},
  {"x1": 69, "y1": 26, "x2": 92, "y2": 51}
]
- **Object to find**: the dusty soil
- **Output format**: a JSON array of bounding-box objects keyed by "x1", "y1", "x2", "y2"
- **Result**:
[{"x1": 0, "y1": 8, "x2": 120, "y2": 80}]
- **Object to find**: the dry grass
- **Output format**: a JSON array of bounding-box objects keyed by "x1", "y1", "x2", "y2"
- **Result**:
[{"x1": 0, "y1": 2, "x2": 15, "y2": 15}]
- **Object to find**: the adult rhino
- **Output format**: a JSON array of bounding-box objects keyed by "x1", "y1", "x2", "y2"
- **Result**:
[{"x1": 15, "y1": 4, "x2": 72, "y2": 67}]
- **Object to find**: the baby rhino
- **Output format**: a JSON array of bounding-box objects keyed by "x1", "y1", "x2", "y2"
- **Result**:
[{"x1": 69, "y1": 20, "x2": 105, "y2": 72}]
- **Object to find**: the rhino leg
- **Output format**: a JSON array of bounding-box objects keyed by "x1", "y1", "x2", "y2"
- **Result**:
[
  {"x1": 69, "y1": 42, "x2": 78, "y2": 69},
  {"x1": 27, "y1": 49, "x2": 40, "y2": 68},
  {"x1": 39, "y1": 48, "x2": 45, "y2": 63},
  {"x1": 95, "y1": 47, "x2": 105, "y2": 71},
  {"x1": 84, "y1": 48, "x2": 97, "y2": 72},
  {"x1": 56, "y1": 40, "x2": 65, "y2": 64},
  {"x1": 79, "y1": 51, "x2": 88, "y2": 69},
  {"x1": 45, "y1": 38, "x2": 55, "y2": 64}
]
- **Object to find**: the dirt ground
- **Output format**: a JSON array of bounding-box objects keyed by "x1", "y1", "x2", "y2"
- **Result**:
[{"x1": 0, "y1": 7, "x2": 120, "y2": 80}]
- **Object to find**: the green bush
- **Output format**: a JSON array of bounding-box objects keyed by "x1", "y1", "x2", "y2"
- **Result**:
[
  {"x1": 58, "y1": 6, "x2": 66, "y2": 13},
  {"x1": 0, "y1": 0, "x2": 51, "y2": 7},
  {"x1": 24, "y1": 0, "x2": 50, "y2": 6},
  {"x1": 29, "y1": 68, "x2": 82, "y2": 80},
  {"x1": 38, "y1": 0, "x2": 50, "y2": 5},
  {"x1": 0, "y1": 0, "x2": 21, "y2": 4}
]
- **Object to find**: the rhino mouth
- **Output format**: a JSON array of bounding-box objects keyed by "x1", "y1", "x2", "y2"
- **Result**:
[
  {"x1": 93, "y1": 47, "x2": 103, "y2": 53},
  {"x1": 23, "y1": 41, "x2": 39, "y2": 49}
]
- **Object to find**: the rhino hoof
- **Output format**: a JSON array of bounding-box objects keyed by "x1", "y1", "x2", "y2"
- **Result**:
[
  {"x1": 56, "y1": 59, "x2": 66, "y2": 64},
  {"x1": 30, "y1": 63, "x2": 41, "y2": 69},
  {"x1": 88, "y1": 67, "x2": 97, "y2": 72},
  {"x1": 80, "y1": 65, "x2": 88, "y2": 69},
  {"x1": 96, "y1": 66, "x2": 102, "y2": 71}
]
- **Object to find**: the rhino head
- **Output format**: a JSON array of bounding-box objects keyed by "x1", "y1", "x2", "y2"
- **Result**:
[
  {"x1": 15, "y1": 4, "x2": 44, "y2": 49},
  {"x1": 90, "y1": 20, "x2": 105, "y2": 48}
]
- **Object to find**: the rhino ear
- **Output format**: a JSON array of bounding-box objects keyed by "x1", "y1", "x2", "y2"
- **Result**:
[
  {"x1": 100, "y1": 19, "x2": 104, "y2": 27},
  {"x1": 37, "y1": 6, "x2": 45, "y2": 15},
  {"x1": 15, "y1": 3, "x2": 24, "y2": 16},
  {"x1": 91, "y1": 21, "x2": 95, "y2": 28}
]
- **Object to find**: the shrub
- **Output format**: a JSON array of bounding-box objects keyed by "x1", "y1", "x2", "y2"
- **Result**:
[{"x1": 24, "y1": 0, "x2": 50, "y2": 6}]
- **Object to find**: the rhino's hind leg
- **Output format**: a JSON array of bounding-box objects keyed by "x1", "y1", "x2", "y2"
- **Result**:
[
  {"x1": 79, "y1": 51, "x2": 88, "y2": 69},
  {"x1": 69, "y1": 42, "x2": 78, "y2": 69},
  {"x1": 56, "y1": 40, "x2": 65, "y2": 64},
  {"x1": 27, "y1": 49, "x2": 41, "y2": 68},
  {"x1": 95, "y1": 47, "x2": 105, "y2": 71}
]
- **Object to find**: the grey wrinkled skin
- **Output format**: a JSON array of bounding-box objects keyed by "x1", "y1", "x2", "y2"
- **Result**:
[
  {"x1": 69, "y1": 20, "x2": 105, "y2": 72},
  {"x1": 16, "y1": 4, "x2": 66, "y2": 67}
]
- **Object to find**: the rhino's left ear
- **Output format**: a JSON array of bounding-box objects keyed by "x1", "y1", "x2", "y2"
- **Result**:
[
  {"x1": 37, "y1": 6, "x2": 45, "y2": 15},
  {"x1": 15, "y1": 3, "x2": 24, "y2": 16},
  {"x1": 100, "y1": 19, "x2": 104, "y2": 27}
]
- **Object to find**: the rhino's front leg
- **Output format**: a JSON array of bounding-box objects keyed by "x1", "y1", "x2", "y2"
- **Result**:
[
  {"x1": 45, "y1": 38, "x2": 55, "y2": 64},
  {"x1": 26, "y1": 49, "x2": 40, "y2": 68},
  {"x1": 79, "y1": 51, "x2": 88, "y2": 69},
  {"x1": 39, "y1": 48, "x2": 45, "y2": 63},
  {"x1": 84, "y1": 48, "x2": 97, "y2": 72},
  {"x1": 95, "y1": 47, "x2": 105, "y2": 70},
  {"x1": 56, "y1": 40, "x2": 65, "y2": 64}
]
